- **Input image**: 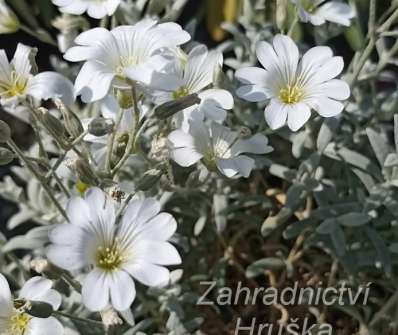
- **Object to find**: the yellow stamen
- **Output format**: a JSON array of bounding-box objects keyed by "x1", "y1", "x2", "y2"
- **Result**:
[
  {"x1": 279, "y1": 85, "x2": 304, "y2": 104},
  {"x1": 96, "y1": 239, "x2": 124, "y2": 272},
  {"x1": 7, "y1": 311, "x2": 31, "y2": 335},
  {"x1": 172, "y1": 86, "x2": 190, "y2": 100}
]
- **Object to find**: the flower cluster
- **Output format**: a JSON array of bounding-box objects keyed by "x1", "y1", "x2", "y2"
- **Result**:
[{"x1": 3, "y1": 0, "x2": 389, "y2": 333}]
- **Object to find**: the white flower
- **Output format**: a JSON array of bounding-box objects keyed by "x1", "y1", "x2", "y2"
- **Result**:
[
  {"x1": 0, "y1": 0, "x2": 20, "y2": 34},
  {"x1": 0, "y1": 274, "x2": 63, "y2": 335},
  {"x1": 52, "y1": 0, "x2": 121, "y2": 19},
  {"x1": 64, "y1": 19, "x2": 190, "y2": 103},
  {"x1": 47, "y1": 187, "x2": 181, "y2": 312},
  {"x1": 152, "y1": 45, "x2": 233, "y2": 129},
  {"x1": 0, "y1": 43, "x2": 74, "y2": 107},
  {"x1": 236, "y1": 34, "x2": 350, "y2": 131},
  {"x1": 168, "y1": 120, "x2": 273, "y2": 178},
  {"x1": 291, "y1": 0, "x2": 355, "y2": 26}
]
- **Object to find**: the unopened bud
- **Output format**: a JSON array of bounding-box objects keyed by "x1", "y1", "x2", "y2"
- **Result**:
[
  {"x1": 155, "y1": 94, "x2": 200, "y2": 120},
  {"x1": 39, "y1": 108, "x2": 68, "y2": 143},
  {"x1": 56, "y1": 99, "x2": 84, "y2": 138},
  {"x1": 135, "y1": 169, "x2": 162, "y2": 191},
  {"x1": 26, "y1": 301, "x2": 54, "y2": 318},
  {"x1": 0, "y1": 0, "x2": 20, "y2": 34},
  {"x1": 238, "y1": 126, "x2": 252, "y2": 139},
  {"x1": 88, "y1": 117, "x2": 114, "y2": 136},
  {"x1": 75, "y1": 159, "x2": 98, "y2": 186},
  {"x1": 115, "y1": 89, "x2": 134, "y2": 109},
  {"x1": 276, "y1": 0, "x2": 288, "y2": 32},
  {"x1": 0, "y1": 147, "x2": 14, "y2": 165},
  {"x1": 0, "y1": 120, "x2": 11, "y2": 143}
]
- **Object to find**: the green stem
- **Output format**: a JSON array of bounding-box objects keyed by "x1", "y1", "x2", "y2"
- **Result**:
[
  {"x1": 60, "y1": 271, "x2": 82, "y2": 293},
  {"x1": 20, "y1": 25, "x2": 57, "y2": 46},
  {"x1": 110, "y1": 84, "x2": 141, "y2": 177},
  {"x1": 7, "y1": 139, "x2": 69, "y2": 221},
  {"x1": 287, "y1": 14, "x2": 298, "y2": 37},
  {"x1": 106, "y1": 109, "x2": 125, "y2": 173}
]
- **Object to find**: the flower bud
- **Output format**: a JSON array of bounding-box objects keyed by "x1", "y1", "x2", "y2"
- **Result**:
[
  {"x1": 88, "y1": 117, "x2": 114, "y2": 136},
  {"x1": 115, "y1": 88, "x2": 134, "y2": 109},
  {"x1": 26, "y1": 301, "x2": 54, "y2": 318},
  {"x1": 238, "y1": 126, "x2": 252, "y2": 139},
  {"x1": 55, "y1": 99, "x2": 84, "y2": 138},
  {"x1": 0, "y1": 147, "x2": 14, "y2": 165},
  {"x1": 0, "y1": 0, "x2": 20, "y2": 34},
  {"x1": 75, "y1": 159, "x2": 98, "y2": 186},
  {"x1": 276, "y1": 0, "x2": 288, "y2": 32},
  {"x1": 135, "y1": 169, "x2": 162, "y2": 191},
  {"x1": 0, "y1": 120, "x2": 11, "y2": 143},
  {"x1": 155, "y1": 94, "x2": 200, "y2": 120},
  {"x1": 39, "y1": 108, "x2": 68, "y2": 143}
]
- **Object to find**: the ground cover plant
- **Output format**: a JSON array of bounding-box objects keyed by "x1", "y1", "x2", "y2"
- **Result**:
[{"x1": 0, "y1": 0, "x2": 398, "y2": 334}]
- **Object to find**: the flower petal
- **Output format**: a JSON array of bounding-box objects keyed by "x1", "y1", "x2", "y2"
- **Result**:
[
  {"x1": 168, "y1": 130, "x2": 203, "y2": 167},
  {"x1": 313, "y1": 96, "x2": 344, "y2": 117},
  {"x1": 28, "y1": 72, "x2": 75, "y2": 106},
  {"x1": 109, "y1": 271, "x2": 136, "y2": 311},
  {"x1": 19, "y1": 277, "x2": 52, "y2": 301},
  {"x1": 235, "y1": 66, "x2": 268, "y2": 86},
  {"x1": 27, "y1": 317, "x2": 64, "y2": 335},
  {"x1": 256, "y1": 41, "x2": 279, "y2": 72},
  {"x1": 137, "y1": 213, "x2": 177, "y2": 241},
  {"x1": 47, "y1": 245, "x2": 88, "y2": 271},
  {"x1": 82, "y1": 269, "x2": 110, "y2": 311},
  {"x1": 0, "y1": 274, "x2": 12, "y2": 317},
  {"x1": 124, "y1": 262, "x2": 170, "y2": 287},
  {"x1": 264, "y1": 99, "x2": 288, "y2": 130},
  {"x1": 312, "y1": 56, "x2": 344, "y2": 84},
  {"x1": 232, "y1": 134, "x2": 273, "y2": 155},
  {"x1": 133, "y1": 240, "x2": 181, "y2": 265},
  {"x1": 66, "y1": 197, "x2": 92, "y2": 228},
  {"x1": 236, "y1": 85, "x2": 269, "y2": 102},
  {"x1": 287, "y1": 103, "x2": 311, "y2": 131},
  {"x1": 272, "y1": 34, "x2": 299, "y2": 79},
  {"x1": 318, "y1": 79, "x2": 350, "y2": 100},
  {"x1": 74, "y1": 61, "x2": 114, "y2": 103},
  {"x1": 316, "y1": 1, "x2": 355, "y2": 26}
]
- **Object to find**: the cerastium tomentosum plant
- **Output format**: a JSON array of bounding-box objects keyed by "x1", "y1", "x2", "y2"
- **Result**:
[{"x1": 0, "y1": 0, "x2": 398, "y2": 334}]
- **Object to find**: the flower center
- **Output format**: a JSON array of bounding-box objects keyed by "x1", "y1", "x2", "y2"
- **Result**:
[
  {"x1": 115, "y1": 55, "x2": 138, "y2": 79},
  {"x1": 0, "y1": 71, "x2": 28, "y2": 98},
  {"x1": 279, "y1": 85, "x2": 304, "y2": 104},
  {"x1": 172, "y1": 86, "x2": 190, "y2": 100},
  {"x1": 96, "y1": 239, "x2": 125, "y2": 272},
  {"x1": 7, "y1": 310, "x2": 31, "y2": 335},
  {"x1": 202, "y1": 139, "x2": 232, "y2": 170}
]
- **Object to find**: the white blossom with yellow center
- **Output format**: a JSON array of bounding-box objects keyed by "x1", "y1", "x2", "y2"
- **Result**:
[
  {"x1": 47, "y1": 187, "x2": 181, "y2": 312},
  {"x1": 151, "y1": 44, "x2": 234, "y2": 130},
  {"x1": 0, "y1": 43, "x2": 74, "y2": 110},
  {"x1": 236, "y1": 34, "x2": 350, "y2": 131},
  {"x1": 0, "y1": 275, "x2": 63, "y2": 335},
  {"x1": 168, "y1": 119, "x2": 273, "y2": 178},
  {"x1": 64, "y1": 19, "x2": 190, "y2": 103}
]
